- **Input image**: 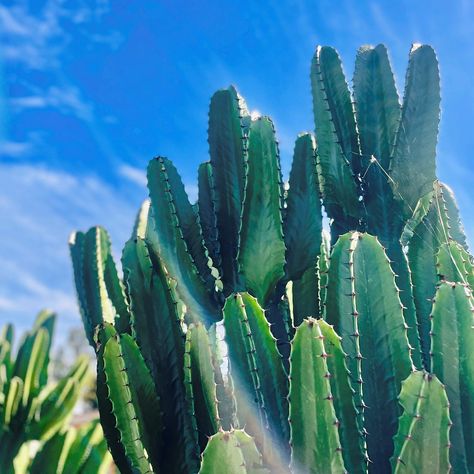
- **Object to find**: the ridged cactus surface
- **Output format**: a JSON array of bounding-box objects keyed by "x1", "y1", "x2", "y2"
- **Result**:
[
  {"x1": 69, "y1": 42, "x2": 474, "y2": 474},
  {"x1": 391, "y1": 371, "x2": 450, "y2": 473}
]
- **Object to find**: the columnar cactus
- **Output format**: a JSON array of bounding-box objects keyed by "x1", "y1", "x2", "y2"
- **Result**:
[{"x1": 70, "y1": 43, "x2": 473, "y2": 473}]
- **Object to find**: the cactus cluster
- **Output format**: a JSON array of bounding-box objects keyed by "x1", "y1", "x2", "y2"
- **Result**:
[
  {"x1": 70, "y1": 43, "x2": 473, "y2": 473},
  {"x1": 0, "y1": 312, "x2": 111, "y2": 473}
]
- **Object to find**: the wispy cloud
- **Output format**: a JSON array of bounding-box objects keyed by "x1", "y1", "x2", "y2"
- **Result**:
[
  {"x1": 0, "y1": 140, "x2": 32, "y2": 157},
  {"x1": 118, "y1": 164, "x2": 147, "y2": 187},
  {"x1": 0, "y1": 162, "x2": 138, "y2": 337},
  {"x1": 0, "y1": 1, "x2": 122, "y2": 158},
  {"x1": 0, "y1": 1, "x2": 120, "y2": 70},
  {"x1": 10, "y1": 85, "x2": 94, "y2": 121}
]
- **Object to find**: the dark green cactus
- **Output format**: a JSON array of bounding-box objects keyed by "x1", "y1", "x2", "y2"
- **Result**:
[
  {"x1": 184, "y1": 322, "x2": 220, "y2": 450},
  {"x1": 69, "y1": 42, "x2": 474, "y2": 474},
  {"x1": 0, "y1": 312, "x2": 92, "y2": 473}
]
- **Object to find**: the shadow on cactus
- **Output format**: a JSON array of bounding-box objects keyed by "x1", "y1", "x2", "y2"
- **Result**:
[
  {"x1": 0, "y1": 311, "x2": 112, "y2": 473},
  {"x1": 70, "y1": 43, "x2": 474, "y2": 473}
]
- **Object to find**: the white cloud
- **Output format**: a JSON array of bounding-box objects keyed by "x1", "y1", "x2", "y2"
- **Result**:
[
  {"x1": 0, "y1": 140, "x2": 32, "y2": 157},
  {"x1": 0, "y1": 1, "x2": 118, "y2": 71},
  {"x1": 0, "y1": 163, "x2": 138, "y2": 340},
  {"x1": 118, "y1": 164, "x2": 147, "y2": 187},
  {"x1": 10, "y1": 86, "x2": 93, "y2": 121}
]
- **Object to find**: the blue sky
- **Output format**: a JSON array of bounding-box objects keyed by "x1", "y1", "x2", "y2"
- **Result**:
[{"x1": 1, "y1": 0, "x2": 473, "y2": 341}]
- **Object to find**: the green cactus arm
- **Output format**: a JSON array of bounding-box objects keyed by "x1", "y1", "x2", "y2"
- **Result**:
[
  {"x1": 350, "y1": 45, "x2": 424, "y2": 346},
  {"x1": 223, "y1": 293, "x2": 290, "y2": 463},
  {"x1": 237, "y1": 117, "x2": 286, "y2": 306},
  {"x1": 383, "y1": 240, "x2": 422, "y2": 369},
  {"x1": 318, "y1": 320, "x2": 367, "y2": 473},
  {"x1": 310, "y1": 45, "x2": 360, "y2": 227},
  {"x1": 233, "y1": 430, "x2": 270, "y2": 474},
  {"x1": 208, "y1": 324, "x2": 238, "y2": 430},
  {"x1": 28, "y1": 355, "x2": 89, "y2": 440},
  {"x1": 94, "y1": 323, "x2": 131, "y2": 473},
  {"x1": 29, "y1": 429, "x2": 76, "y2": 474},
  {"x1": 199, "y1": 430, "x2": 268, "y2": 474},
  {"x1": 123, "y1": 204, "x2": 201, "y2": 473},
  {"x1": 208, "y1": 86, "x2": 250, "y2": 292},
  {"x1": 147, "y1": 157, "x2": 220, "y2": 324},
  {"x1": 119, "y1": 333, "x2": 164, "y2": 471},
  {"x1": 431, "y1": 282, "x2": 474, "y2": 472},
  {"x1": 291, "y1": 266, "x2": 319, "y2": 327},
  {"x1": 184, "y1": 323, "x2": 219, "y2": 450},
  {"x1": 284, "y1": 133, "x2": 322, "y2": 282},
  {"x1": 100, "y1": 231, "x2": 133, "y2": 335},
  {"x1": 318, "y1": 231, "x2": 330, "y2": 315},
  {"x1": 69, "y1": 230, "x2": 89, "y2": 331},
  {"x1": 289, "y1": 319, "x2": 346, "y2": 473},
  {"x1": 352, "y1": 44, "x2": 403, "y2": 242},
  {"x1": 200, "y1": 430, "x2": 247, "y2": 474},
  {"x1": 353, "y1": 44, "x2": 400, "y2": 171},
  {"x1": 389, "y1": 44, "x2": 440, "y2": 218},
  {"x1": 408, "y1": 181, "x2": 467, "y2": 368},
  {"x1": 400, "y1": 189, "x2": 433, "y2": 247},
  {"x1": 198, "y1": 162, "x2": 221, "y2": 275},
  {"x1": 312, "y1": 46, "x2": 360, "y2": 173},
  {"x1": 325, "y1": 232, "x2": 413, "y2": 472},
  {"x1": 155, "y1": 157, "x2": 216, "y2": 290},
  {"x1": 436, "y1": 241, "x2": 473, "y2": 285},
  {"x1": 437, "y1": 183, "x2": 468, "y2": 246},
  {"x1": 101, "y1": 334, "x2": 156, "y2": 474},
  {"x1": 69, "y1": 226, "x2": 131, "y2": 345},
  {"x1": 391, "y1": 371, "x2": 450, "y2": 473}
]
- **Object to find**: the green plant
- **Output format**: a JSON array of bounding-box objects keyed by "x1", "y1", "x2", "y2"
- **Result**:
[
  {"x1": 70, "y1": 43, "x2": 473, "y2": 473},
  {"x1": 0, "y1": 311, "x2": 93, "y2": 472},
  {"x1": 14, "y1": 419, "x2": 112, "y2": 474}
]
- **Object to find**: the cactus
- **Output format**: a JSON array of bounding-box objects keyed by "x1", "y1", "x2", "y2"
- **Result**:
[
  {"x1": 430, "y1": 282, "x2": 474, "y2": 472},
  {"x1": 391, "y1": 371, "x2": 450, "y2": 473},
  {"x1": 70, "y1": 43, "x2": 474, "y2": 474},
  {"x1": 310, "y1": 44, "x2": 444, "y2": 367},
  {"x1": 404, "y1": 181, "x2": 468, "y2": 367},
  {"x1": 289, "y1": 319, "x2": 355, "y2": 473},
  {"x1": 0, "y1": 312, "x2": 92, "y2": 473},
  {"x1": 199, "y1": 429, "x2": 268, "y2": 474},
  {"x1": 324, "y1": 232, "x2": 414, "y2": 472}
]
